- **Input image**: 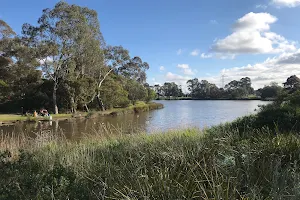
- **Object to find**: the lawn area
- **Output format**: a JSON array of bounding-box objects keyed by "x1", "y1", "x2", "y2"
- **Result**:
[
  {"x1": 0, "y1": 113, "x2": 74, "y2": 122},
  {"x1": 0, "y1": 102, "x2": 163, "y2": 123},
  {"x1": 0, "y1": 114, "x2": 27, "y2": 122}
]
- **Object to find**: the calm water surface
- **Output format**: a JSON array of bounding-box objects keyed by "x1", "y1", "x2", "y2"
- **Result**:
[{"x1": 0, "y1": 100, "x2": 270, "y2": 139}]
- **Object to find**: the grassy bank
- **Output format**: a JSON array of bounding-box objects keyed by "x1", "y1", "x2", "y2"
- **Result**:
[
  {"x1": 0, "y1": 102, "x2": 163, "y2": 123},
  {"x1": 1, "y1": 94, "x2": 300, "y2": 199},
  {"x1": 1, "y1": 125, "x2": 300, "y2": 199},
  {"x1": 97, "y1": 101, "x2": 164, "y2": 117},
  {"x1": 0, "y1": 113, "x2": 74, "y2": 122},
  {"x1": 157, "y1": 97, "x2": 261, "y2": 100}
]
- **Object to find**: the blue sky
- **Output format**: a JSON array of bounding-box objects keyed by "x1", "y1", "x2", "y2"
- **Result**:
[{"x1": 1, "y1": 0, "x2": 300, "y2": 90}]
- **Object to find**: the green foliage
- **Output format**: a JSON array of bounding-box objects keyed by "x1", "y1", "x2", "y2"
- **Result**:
[
  {"x1": 224, "y1": 77, "x2": 254, "y2": 98},
  {"x1": 284, "y1": 75, "x2": 300, "y2": 92},
  {"x1": 125, "y1": 80, "x2": 147, "y2": 104},
  {"x1": 100, "y1": 77, "x2": 130, "y2": 109},
  {"x1": 224, "y1": 90, "x2": 300, "y2": 134},
  {"x1": 0, "y1": 80, "x2": 7, "y2": 88},
  {"x1": 0, "y1": 3, "x2": 151, "y2": 113},
  {"x1": 258, "y1": 83, "x2": 283, "y2": 99},
  {"x1": 145, "y1": 87, "x2": 157, "y2": 102},
  {"x1": 184, "y1": 77, "x2": 255, "y2": 99},
  {"x1": 154, "y1": 82, "x2": 184, "y2": 99},
  {"x1": 0, "y1": 151, "x2": 90, "y2": 199}
]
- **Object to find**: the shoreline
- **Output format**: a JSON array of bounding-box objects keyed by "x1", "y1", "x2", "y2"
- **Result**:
[
  {"x1": 156, "y1": 98, "x2": 273, "y2": 101},
  {"x1": 0, "y1": 102, "x2": 164, "y2": 125}
]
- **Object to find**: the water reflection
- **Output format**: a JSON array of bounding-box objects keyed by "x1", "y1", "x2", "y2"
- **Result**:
[{"x1": 0, "y1": 100, "x2": 270, "y2": 138}]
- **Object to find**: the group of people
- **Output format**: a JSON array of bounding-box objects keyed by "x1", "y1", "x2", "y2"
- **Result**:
[{"x1": 33, "y1": 109, "x2": 50, "y2": 117}]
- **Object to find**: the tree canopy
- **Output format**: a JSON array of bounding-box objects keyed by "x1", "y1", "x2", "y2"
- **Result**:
[{"x1": 0, "y1": 1, "x2": 156, "y2": 114}]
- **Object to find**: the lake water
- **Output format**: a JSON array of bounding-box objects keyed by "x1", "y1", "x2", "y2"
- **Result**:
[{"x1": 0, "y1": 100, "x2": 270, "y2": 139}]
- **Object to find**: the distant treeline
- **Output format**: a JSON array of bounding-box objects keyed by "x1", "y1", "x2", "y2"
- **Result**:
[
  {"x1": 0, "y1": 2, "x2": 156, "y2": 114},
  {"x1": 153, "y1": 75, "x2": 300, "y2": 100}
]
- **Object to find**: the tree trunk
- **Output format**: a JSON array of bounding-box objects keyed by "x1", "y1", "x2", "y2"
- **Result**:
[
  {"x1": 70, "y1": 97, "x2": 76, "y2": 114},
  {"x1": 53, "y1": 87, "x2": 59, "y2": 114},
  {"x1": 96, "y1": 94, "x2": 105, "y2": 111},
  {"x1": 84, "y1": 104, "x2": 89, "y2": 112}
]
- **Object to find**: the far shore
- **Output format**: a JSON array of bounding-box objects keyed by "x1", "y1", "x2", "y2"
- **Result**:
[
  {"x1": 156, "y1": 97, "x2": 275, "y2": 101},
  {"x1": 0, "y1": 102, "x2": 163, "y2": 125}
]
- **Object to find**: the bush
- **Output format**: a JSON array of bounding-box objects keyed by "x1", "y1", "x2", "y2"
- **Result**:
[{"x1": 226, "y1": 91, "x2": 300, "y2": 134}]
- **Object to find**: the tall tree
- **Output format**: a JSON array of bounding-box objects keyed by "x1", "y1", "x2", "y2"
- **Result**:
[
  {"x1": 22, "y1": 1, "x2": 104, "y2": 114},
  {"x1": 187, "y1": 78, "x2": 200, "y2": 98},
  {"x1": 225, "y1": 77, "x2": 254, "y2": 98},
  {"x1": 99, "y1": 76, "x2": 129, "y2": 109},
  {"x1": 0, "y1": 19, "x2": 16, "y2": 88},
  {"x1": 0, "y1": 20, "x2": 41, "y2": 105},
  {"x1": 161, "y1": 82, "x2": 181, "y2": 99},
  {"x1": 125, "y1": 80, "x2": 147, "y2": 104},
  {"x1": 284, "y1": 75, "x2": 300, "y2": 92},
  {"x1": 258, "y1": 83, "x2": 282, "y2": 100},
  {"x1": 119, "y1": 56, "x2": 149, "y2": 84},
  {"x1": 91, "y1": 45, "x2": 131, "y2": 110}
]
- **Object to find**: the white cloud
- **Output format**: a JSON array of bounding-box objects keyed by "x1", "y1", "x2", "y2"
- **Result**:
[
  {"x1": 201, "y1": 53, "x2": 213, "y2": 59},
  {"x1": 256, "y1": 4, "x2": 268, "y2": 9},
  {"x1": 161, "y1": 51, "x2": 300, "y2": 91},
  {"x1": 159, "y1": 66, "x2": 165, "y2": 71},
  {"x1": 233, "y1": 12, "x2": 277, "y2": 32},
  {"x1": 272, "y1": 0, "x2": 300, "y2": 7},
  {"x1": 190, "y1": 49, "x2": 200, "y2": 56},
  {"x1": 177, "y1": 64, "x2": 196, "y2": 75},
  {"x1": 165, "y1": 72, "x2": 191, "y2": 93},
  {"x1": 200, "y1": 53, "x2": 235, "y2": 59},
  {"x1": 210, "y1": 20, "x2": 218, "y2": 24},
  {"x1": 177, "y1": 64, "x2": 189, "y2": 69},
  {"x1": 177, "y1": 49, "x2": 183, "y2": 55},
  {"x1": 219, "y1": 50, "x2": 300, "y2": 88},
  {"x1": 212, "y1": 12, "x2": 296, "y2": 56}
]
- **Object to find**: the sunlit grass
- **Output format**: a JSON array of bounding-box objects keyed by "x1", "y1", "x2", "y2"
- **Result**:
[
  {"x1": 0, "y1": 102, "x2": 163, "y2": 123},
  {"x1": 1, "y1": 124, "x2": 300, "y2": 199},
  {"x1": 0, "y1": 113, "x2": 75, "y2": 122},
  {"x1": 0, "y1": 114, "x2": 27, "y2": 121}
]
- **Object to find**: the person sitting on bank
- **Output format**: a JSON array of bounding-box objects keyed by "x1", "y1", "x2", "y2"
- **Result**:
[
  {"x1": 33, "y1": 110, "x2": 38, "y2": 117},
  {"x1": 40, "y1": 109, "x2": 49, "y2": 117}
]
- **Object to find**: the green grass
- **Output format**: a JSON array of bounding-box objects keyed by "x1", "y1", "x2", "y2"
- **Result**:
[
  {"x1": 51, "y1": 113, "x2": 73, "y2": 118},
  {"x1": 2, "y1": 125, "x2": 300, "y2": 199},
  {"x1": 0, "y1": 114, "x2": 26, "y2": 121},
  {"x1": 0, "y1": 102, "x2": 163, "y2": 122},
  {"x1": 87, "y1": 101, "x2": 163, "y2": 117},
  {"x1": 0, "y1": 113, "x2": 75, "y2": 122}
]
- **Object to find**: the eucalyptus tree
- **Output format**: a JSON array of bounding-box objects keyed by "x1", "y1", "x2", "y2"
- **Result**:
[
  {"x1": 0, "y1": 20, "x2": 15, "y2": 100},
  {"x1": 0, "y1": 20, "x2": 16, "y2": 87},
  {"x1": 258, "y1": 83, "x2": 282, "y2": 100},
  {"x1": 284, "y1": 75, "x2": 300, "y2": 92},
  {"x1": 0, "y1": 20, "x2": 41, "y2": 104},
  {"x1": 125, "y1": 79, "x2": 147, "y2": 104},
  {"x1": 187, "y1": 78, "x2": 200, "y2": 98},
  {"x1": 119, "y1": 56, "x2": 149, "y2": 84},
  {"x1": 88, "y1": 45, "x2": 130, "y2": 111},
  {"x1": 161, "y1": 82, "x2": 182, "y2": 99},
  {"x1": 22, "y1": 1, "x2": 105, "y2": 113}
]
